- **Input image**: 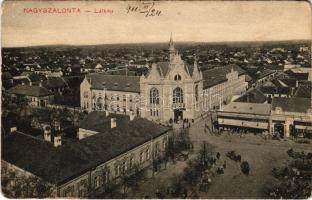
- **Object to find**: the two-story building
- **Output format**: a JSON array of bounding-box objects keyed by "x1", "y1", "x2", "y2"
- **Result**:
[{"x1": 80, "y1": 36, "x2": 247, "y2": 122}]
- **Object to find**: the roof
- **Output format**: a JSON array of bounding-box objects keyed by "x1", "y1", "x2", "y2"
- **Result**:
[
  {"x1": 42, "y1": 78, "x2": 67, "y2": 89},
  {"x1": 294, "y1": 85, "x2": 311, "y2": 98},
  {"x1": 284, "y1": 70, "x2": 309, "y2": 80},
  {"x1": 234, "y1": 88, "x2": 267, "y2": 104},
  {"x1": 24, "y1": 73, "x2": 41, "y2": 82},
  {"x1": 2, "y1": 72, "x2": 13, "y2": 80},
  {"x1": 86, "y1": 74, "x2": 140, "y2": 93},
  {"x1": 272, "y1": 97, "x2": 311, "y2": 113},
  {"x1": 256, "y1": 69, "x2": 275, "y2": 79},
  {"x1": 245, "y1": 74, "x2": 253, "y2": 82},
  {"x1": 2, "y1": 113, "x2": 170, "y2": 185},
  {"x1": 157, "y1": 62, "x2": 170, "y2": 77},
  {"x1": 7, "y1": 84, "x2": 51, "y2": 97},
  {"x1": 259, "y1": 85, "x2": 291, "y2": 95},
  {"x1": 95, "y1": 63, "x2": 103, "y2": 69},
  {"x1": 202, "y1": 65, "x2": 245, "y2": 88},
  {"x1": 221, "y1": 102, "x2": 271, "y2": 115}
]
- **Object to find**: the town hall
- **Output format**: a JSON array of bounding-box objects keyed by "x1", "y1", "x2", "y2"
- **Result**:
[{"x1": 80, "y1": 35, "x2": 247, "y2": 122}]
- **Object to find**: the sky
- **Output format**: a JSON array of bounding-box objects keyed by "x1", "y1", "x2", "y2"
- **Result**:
[{"x1": 2, "y1": 1, "x2": 312, "y2": 47}]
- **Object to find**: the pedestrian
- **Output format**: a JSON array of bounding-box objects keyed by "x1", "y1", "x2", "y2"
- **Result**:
[{"x1": 216, "y1": 152, "x2": 220, "y2": 159}]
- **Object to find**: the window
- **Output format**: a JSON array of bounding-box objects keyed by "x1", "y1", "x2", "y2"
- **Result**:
[
  {"x1": 129, "y1": 156, "x2": 134, "y2": 169},
  {"x1": 122, "y1": 160, "x2": 127, "y2": 173},
  {"x1": 123, "y1": 95, "x2": 126, "y2": 101},
  {"x1": 174, "y1": 74, "x2": 182, "y2": 81},
  {"x1": 84, "y1": 91, "x2": 89, "y2": 98},
  {"x1": 173, "y1": 87, "x2": 183, "y2": 103},
  {"x1": 116, "y1": 95, "x2": 120, "y2": 101},
  {"x1": 195, "y1": 85, "x2": 199, "y2": 102},
  {"x1": 150, "y1": 88, "x2": 159, "y2": 104},
  {"x1": 64, "y1": 186, "x2": 74, "y2": 197},
  {"x1": 115, "y1": 164, "x2": 120, "y2": 177},
  {"x1": 163, "y1": 138, "x2": 167, "y2": 149},
  {"x1": 94, "y1": 175, "x2": 100, "y2": 189},
  {"x1": 139, "y1": 151, "x2": 144, "y2": 163},
  {"x1": 78, "y1": 180, "x2": 87, "y2": 197},
  {"x1": 103, "y1": 170, "x2": 110, "y2": 184},
  {"x1": 146, "y1": 148, "x2": 150, "y2": 160},
  {"x1": 97, "y1": 97, "x2": 103, "y2": 110},
  {"x1": 150, "y1": 109, "x2": 153, "y2": 116}
]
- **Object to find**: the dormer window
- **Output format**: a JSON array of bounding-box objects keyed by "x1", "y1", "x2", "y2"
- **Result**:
[{"x1": 174, "y1": 74, "x2": 181, "y2": 81}]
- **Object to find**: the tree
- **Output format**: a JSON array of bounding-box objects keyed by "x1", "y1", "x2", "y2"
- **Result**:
[
  {"x1": 120, "y1": 164, "x2": 145, "y2": 197},
  {"x1": 2, "y1": 170, "x2": 54, "y2": 198}
]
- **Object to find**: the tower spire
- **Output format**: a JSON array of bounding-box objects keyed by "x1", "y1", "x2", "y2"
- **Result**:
[
  {"x1": 168, "y1": 33, "x2": 176, "y2": 62},
  {"x1": 169, "y1": 32, "x2": 175, "y2": 50}
]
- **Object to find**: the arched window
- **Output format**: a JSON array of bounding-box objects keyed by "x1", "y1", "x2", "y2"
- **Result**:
[
  {"x1": 195, "y1": 85, "x2": 199, "y2": 102},
  {"x1": 97, "y1": 97, "x2": 103, "y2": 110},
  {"x1": 174, "y1": 74, "x2": 182, "y2": 81},
  {"x1": 150, "y1": 88, "x2": 159, "y2": 104},
  {"x1": 173, "y1": 87, "x2": 183, "y2": 103}
]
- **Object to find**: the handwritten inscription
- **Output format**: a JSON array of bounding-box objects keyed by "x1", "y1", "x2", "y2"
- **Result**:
[{"x1": 126, "y1": 2, "x2": 161, "y2": 17}]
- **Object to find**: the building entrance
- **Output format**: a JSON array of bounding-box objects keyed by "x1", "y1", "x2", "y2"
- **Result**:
[
  {"x1": 174, "y1": 109, "x2": 183, "y2": 121},
  {"x1": 274, "y1": 123, "x2": 285, "y2": 138}
]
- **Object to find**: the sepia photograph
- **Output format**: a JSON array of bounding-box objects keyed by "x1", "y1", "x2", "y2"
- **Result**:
[{"x1": 1, "y1": 0, "x2": 312, "y2": 199}]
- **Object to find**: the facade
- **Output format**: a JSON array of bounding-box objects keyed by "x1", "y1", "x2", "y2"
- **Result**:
[
  {"x1": 2, "y1": 113, "x2": 171, "y2": 198},
  {"x1": 80, "y1": 36, "x2": 247, "y2": 122},
  {"x1": 270, "y1": 97, "x2": 312, "y2": 138},
  {"x1": 217, "y1": 102, "x2": 271, "y2": 133}
]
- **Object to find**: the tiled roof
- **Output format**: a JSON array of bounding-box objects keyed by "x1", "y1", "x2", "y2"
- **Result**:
[
  {"x1": 294, "y1": 85, "x2": 311, "y2": 98},
  {"x1": 202, "y1": 65, "x2": 245, "y2": 89},
  {"x1": 86, "y1": 73, "x2": 140, "y2": 93},
  {"x1": 7, "y1": 84, "x2": 51, "y2": 97},
  {"x1": 221, "y1": 102, "x2": 271, "y2": 115},
  {"x1": 259, "y1": 85, "x2": 291, "y2": 95},
  {"x1": 157, "y1": 62, "x2": 170, "y2": 77},
  {"x1": 234, "y1": 88, "x2": 267, "y2": 104},
  {"x1": 2, "y1": 113, "x2": 170, "y2": 185},
  {"x1": 272, "y1": 97, "x2": 311, "y2": 113}
]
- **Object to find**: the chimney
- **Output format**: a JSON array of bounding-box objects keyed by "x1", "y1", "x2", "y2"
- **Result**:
[
  {"x1": 111, "y1": 118, "x2": 116, "y2": 128},
  {"x1": 10, "y1": 127, "x2": 17, "y2": 133},
  {"x1": 29, "y1": 81, "x2": 32, "y2": 86},
  {"x1": 44, "y1": 126, "x2": 52, "y2": 142},
  {"x1": 53, "y1": 120, "x2": 61, "y2": 131},
  {"x1": 22, "y1": 82, "x2": 25, "y2": 85},
  {"x1": 39, "y1": 80, "x2": 43, "y2": 87},
  {"x1": 105, "y1": 110, "x2": 109, "y2": 117},
  {"x1": 296, "y1": 80, "x2": 299, "y2": 88},
  {"x1": 54, "y1": 135, "x2": 62, "y2": 147}
]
